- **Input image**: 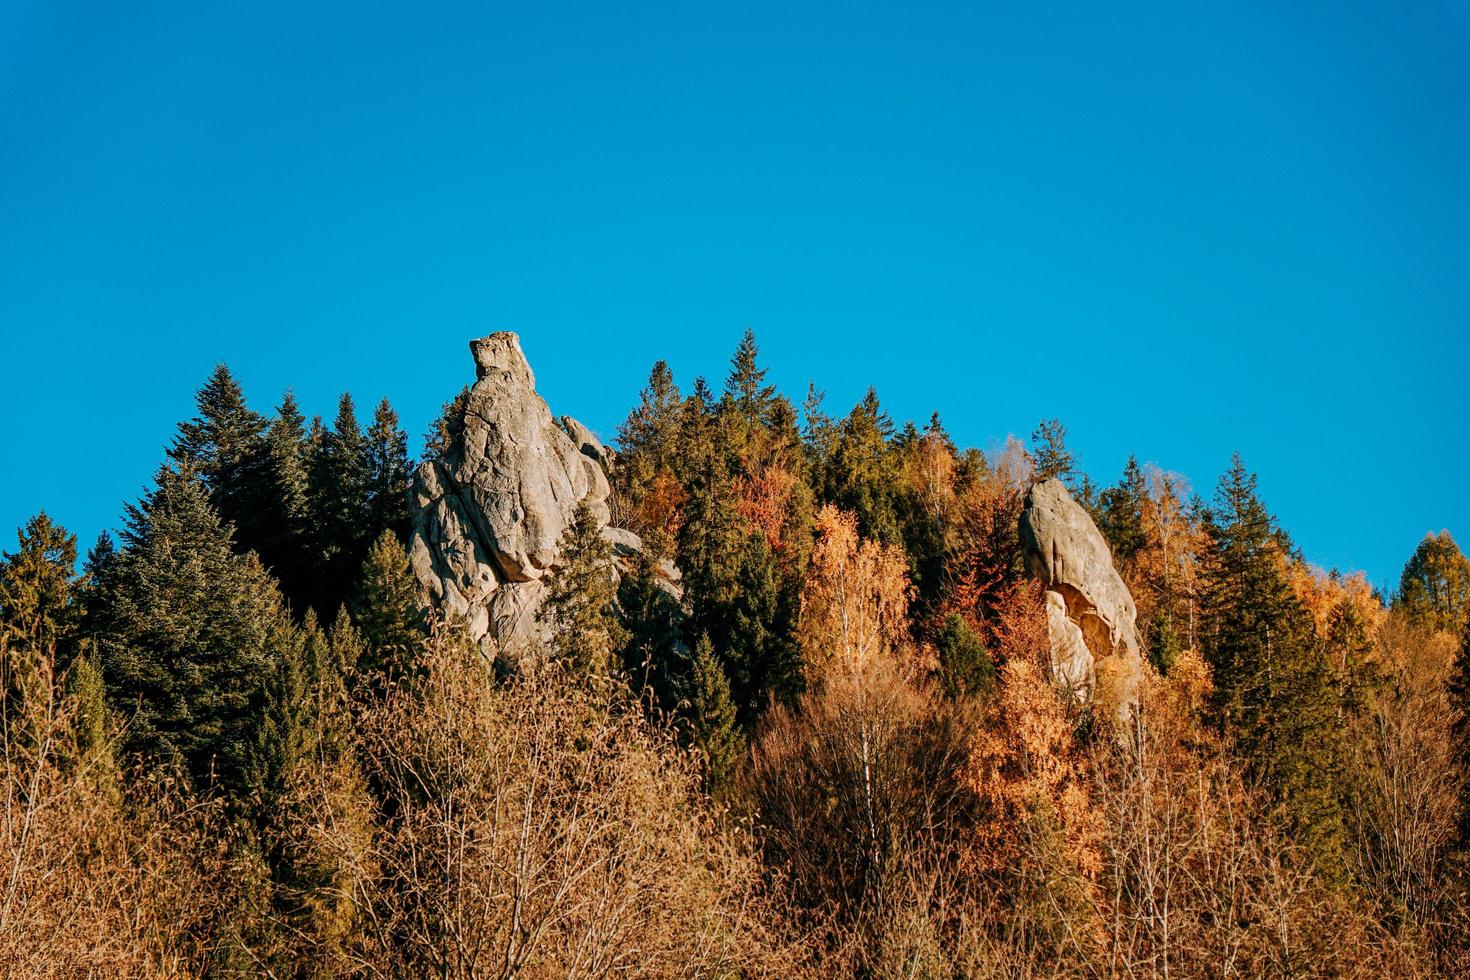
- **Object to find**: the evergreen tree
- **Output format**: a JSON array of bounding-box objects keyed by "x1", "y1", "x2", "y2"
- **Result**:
[
  {"x1": 365, "y1": 397, "x2": 412, "y2": 542},
  {"x1": 349, "y1": 530, "x2": 425, "y2": 687},
  {"x1": 1395, "y1": 530, "x2": 1470, "y2": 635},
  {"x1": 935, "y1": 612, "x2": 995, "y2": 700},
  {"x1": 1098, "y1": 455, "x2": 1147, "y2": 567},
  {"x1": 541, "y1": 499, "x2": 627, "y2": 675},
  {"x1": 95, "y1": 467, "x2": 296, "y2": 802},
  {"x1": 1030, "y1": 417, "x2": 1076, "y2": 485},
  {"x1": 821, "y1": 388, "x2": 900, "y2": 545},
  {"x1": 618, "y1": 529, "x2": 686, "y2": 711},
  {"x1": 170, "y1": 364, "x2": 272, "y2": 554},
  {"x1": 724, "y1": 328, "x2": 776, "y2": 425},
  {"x1": 257, "y1": 390, "x2": 313, "y2": 609},
  {"x1": 686, "y1": 634, "x2": 742, "y2": 794},
  {"x1": 307, "y1": 393, "x2": 372, "y2": 615},
  {"x1": 0, "y1": 512, "x2": 79, "y2": 651},
  {"x1": 1201, "y1": 454, "x2": 1346, "y2": 878},
  {"x1": 1146, "y1": 611, "x2": 1182, "y2": 674},
  {"x1": 617, "y1": 360, "x2": 683, "y2": 465},
  {"x1": 422, "y1": 385, "x2": 470, "y2": 463}
]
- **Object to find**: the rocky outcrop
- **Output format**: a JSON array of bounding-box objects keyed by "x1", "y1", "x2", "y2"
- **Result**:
[
  {"x1": 1019, "y1": 478, "x2": 1145, "y2": 717},
  {"x1": 409, "y1": 332, "x2": 650, "y2": 659}
]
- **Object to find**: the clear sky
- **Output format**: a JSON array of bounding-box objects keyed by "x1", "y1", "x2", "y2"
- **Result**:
[{"x1": 2, "y1": 1, "x2": 1466, "y2": 588}]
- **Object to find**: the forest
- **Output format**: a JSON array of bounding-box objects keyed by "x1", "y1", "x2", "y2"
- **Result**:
[{"x1": 3, "y1": 329, "x2": 1469, "y2": 978}]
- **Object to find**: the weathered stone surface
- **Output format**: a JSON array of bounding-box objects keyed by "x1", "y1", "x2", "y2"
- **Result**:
[
  {"x1": 409, "y1": 332, "x2": 623, "y2": 656},
  {"x1": 1019, "y1": 478, "x2": 1145, "y2": 715}
]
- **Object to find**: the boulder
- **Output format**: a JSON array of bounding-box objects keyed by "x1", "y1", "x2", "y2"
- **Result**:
[
  {"x1": 1019, "y1": 478, "x2": 1145, "y2": 716},
  {"x1": 409, "y1": 332, "x2": 629, "y2": 657}
]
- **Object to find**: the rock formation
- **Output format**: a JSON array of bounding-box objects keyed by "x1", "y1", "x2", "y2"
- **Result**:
[
  {"x1": 1018, "y1": 477, "x2": 1145, "y2": 717},
  {"x1": 409, "y1": 332, "x2": 663, "y2": 659}
]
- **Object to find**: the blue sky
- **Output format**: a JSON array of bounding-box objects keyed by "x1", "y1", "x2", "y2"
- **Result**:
[{"x1": 2, "y1": 1, "x2": 1466, "y2": 588}]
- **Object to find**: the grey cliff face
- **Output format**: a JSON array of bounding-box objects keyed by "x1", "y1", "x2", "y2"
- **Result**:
[
  {"x1": 409, "y1": 332, "x2": 621, "y2": 658},
  {"x1": 1019, "y1": 477, "x2": 1145, "y2": 717}
]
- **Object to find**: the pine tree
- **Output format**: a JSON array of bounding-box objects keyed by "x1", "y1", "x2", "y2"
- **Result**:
[
  {"x1": 540, "y1": 500, "x2": 627, "y2": 675},
  {"x1": 95, "y1": 467, "x2": 297, "y2": 802},
  {"x1": 365, "y1": 397, "x2": 412, "y2": 542},
  {"x1": 422, "y1": 385, "x2": 470, "y2": 463},
  {"x1": 0, "y1": 512, "x2": 79, "y2": 652},
  {"x1": 1396, "y1": 530, "x2": 1470, "y2": 635},
  {"x1": 686, "y1": 634, "x2": 742, "y2": 793},
  {"x1": 1201, "y1": 454, "x2": 1346, "y2": 877},
  {"x1": 349, "y1": 530, "x2": 425, "y2": 687},
  {"x1": 1030, "y1": 417, "x2": 1075, "y2": 485}
]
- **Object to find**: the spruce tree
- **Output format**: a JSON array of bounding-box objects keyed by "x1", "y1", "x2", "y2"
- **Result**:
[
  {"x1": 821, "y1": 388, "x2": 900, "y2": 545},
  {"x1": 95, "y1": 467, "x2": 297, "y2": 802},
  {"x1": 349, "y1": 530, "x2": 425, "y2": 687},
  {"x1": 365, "y1": 397, "x2": 412, "y2": 542},
  {"x1": 307, "y1": 393, "x2": 372, "y2": 615},
  {"x1": 1201, "y1": 454, "x2": 1346, "y2": 877},
  {"x1": 258, "y1": 391, "x2": 313, "y2": 609},
  {"x1": 686, "y1": 634, "x2": 742, "y2": 794},
  {"x1": 1099, "y1": 455, "x2": 1147, "y2": 567},
  {"x1": 0, "y1": 512, "x2": 79, "y2": 651},
  {"x1": 618, "y1": 528, "x2": 686, "y2": 710},
  {"x1": 541, "y1": 499, "x2": 627, "y2": 675},
  {"x1": 724, "y1": 328, "x2": 776, "y2": 426},
  {"x1": 170, "y1": 364, "x2": 272, "y2": 555}
]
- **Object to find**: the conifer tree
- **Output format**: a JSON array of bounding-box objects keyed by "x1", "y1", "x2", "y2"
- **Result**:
[
  {"x1": 349, "y1": 530, "x2": 425, "y2": 687},
  {"x1": 821, "y1": 388, "x2": 900, "y2": 545},
  {"x1": 724, "y1": 328, "x2": 776, "y2": 425},
  {"x1": 307, "y1": 393, "x2": 372, "y2": 615},
  {"x1": 1201, "y1": 454, "x2": 1346, "y2": 877},
  {"x1": 935, "y1": 612, "x2": 995, "y2": 699},
  {"x1": 1030, "y1": 417, "x2": 1075, "y2": 485},
  {"x1": 1396, "y1": 530, "x2": 1470, "y2": 635},
  {"x1": 422, "y1": 385, "x2": 470, "y2": 463},
  {"x1": 170, "y1": 365, "x2": 271, "y2": 554},
  {"x1": 257, "y1": 390, "x2": 313, "y2": 608},
  {"x1": 686, "y1": 634, "x2": 742, "y2": 793},
  {"x1": 365, "y1": 397, "x2": 412, "y2": 542},
  {"x1": 0, "y1": 512, "x2": 79, "y2": 651},
  {"x1": 618, "y1": 529, "x2": 685, "y2": 710},
  {"x1": 541, "y1": 499, "x2": 627, "y2": 675},
  {"x1": 1099, "y1": 455, "x2": 1148, "y2": 567},
  {"x1": 95, "y1": 467, "x2": 296, "y2": 802}
]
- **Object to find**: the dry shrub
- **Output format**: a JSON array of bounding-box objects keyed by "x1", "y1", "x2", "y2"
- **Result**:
[
  {"x1": 1, "y1": 642, "x2": 233, "y2": 978},
  {"x1": 334, "y1": 627, "x2": 786, "y2": 978}
]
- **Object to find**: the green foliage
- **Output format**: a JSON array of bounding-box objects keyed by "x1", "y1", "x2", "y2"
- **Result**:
[
  {"x1": 0, "y1": 511, "x2": 79, "y2": 652},
  {"x1": 541, "y1": 499, "x2": 628, "y2": 675},
  {"x1": 724, "y1": 328, "x2": 777, "y2": 426},
  {"x1": 1099, "y1": 455, "x2": 1148, "y2": 568},
  {"x1": 819, "y1": 388, "x2": 901, "y2": 545},
  {"x1": 349, "y1": 530, "x2": 425, "y2": 686},
  {"x1": 422, "y1": 385, "x2": 470, "y2": 462},
  {"x1": 170, "y1": 365, "x2": 273, "y2": 557},
  {"x1": 617, "y1": 529, "x2": 686, "y2": 710},
  {"x1": 1202, "y1": 454, "x2": 1346, "y2": 879},
  {"x1": 1030, "y1": 417, "x2": 1075, "y2": 484},
  {"x1": 935, "y1": 612, "x2": 995, "y2": 700},
  {"x1": 307, "y1": 393, "x2": 373, "y2": 616},
  {"x1": 1396, "y1": 530, "x2": 1470, "y2": 635},
  {"x1": 95, "y1": 467, "x2": 296, "y2": 803},
  {"x1": 365, "y1": 397, "x2": 412, "y2": 541},
  {"x1": 686, "y1": 634, "x2": 743, "y2": 793},
  {"x1": 1147, "y1": 611, "x2": 1183, "y2": 674}
]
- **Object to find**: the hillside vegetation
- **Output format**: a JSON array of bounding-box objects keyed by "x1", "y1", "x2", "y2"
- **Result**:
[{"x1": 3, "y1": 331, "x2": 1469, "y2": 977}]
